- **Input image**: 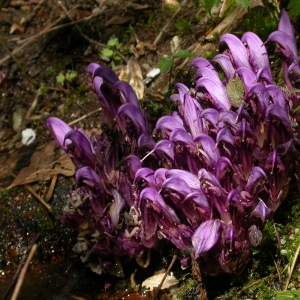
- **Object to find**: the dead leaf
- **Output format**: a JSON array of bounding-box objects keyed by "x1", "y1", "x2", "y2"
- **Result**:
[
  {"x1": 10, "y1": 23, "x2": 25, "y2": 34},
  {"x1": 127, "y1": 57, "x2": 144, "y2": 100},
  {"x1": 142, "y1": 273, "x2": 178, "y2": 291},
  {"x1": 10, "y1": 140, "x2": 75, "y2": 188}
]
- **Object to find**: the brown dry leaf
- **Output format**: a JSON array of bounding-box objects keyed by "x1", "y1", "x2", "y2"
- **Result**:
[
  {"x1": 127, "y1": 57, "x2": 144, "y2": 100},
  {"x1": 10, "y1": 140, "x2": 75, "y2": 188},
  {"x1": 142, "y1": 273, "x2": 178, "y2": 291}
]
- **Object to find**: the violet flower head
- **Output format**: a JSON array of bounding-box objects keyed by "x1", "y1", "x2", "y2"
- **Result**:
[{"x1": 47, "y1": 10, "x2": 300, "y2": 277}]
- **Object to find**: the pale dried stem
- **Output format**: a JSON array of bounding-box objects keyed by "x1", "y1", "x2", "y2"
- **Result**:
[
  {"x1": 11, "y1": 244, "x2": 38, "y2": 300},
  {"x1": 285, "y1": 243, "x2": 300, "y2": 290}
]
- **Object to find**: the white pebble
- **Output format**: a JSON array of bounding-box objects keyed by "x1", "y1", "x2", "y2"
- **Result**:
[{"x1": 22, "y1": 128, "x2": 36, "y2": 145}]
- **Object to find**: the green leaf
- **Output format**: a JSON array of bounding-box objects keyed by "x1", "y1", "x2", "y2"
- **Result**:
[
  {"x1": 203, "y1": 0, "x2": 221, "y2": 14},
  {"x1": 157, "y1": 56, "x2": 174, "y2": 73},
  {"x1": 226, "y1": 77, "x2": 244, "y2": 108},
  {"x1": 235, "y1": 0, "x2": 250, "y2": 8},
  {"x1": 107, "y1": 38, "x2": 119, "y2": 47},
  {"x1": 56, "y1": 73, "x2": 65, "y2": 84},
  {"x1": 275, "y1": 290, "x2": 300, "y2": 300},
  {"x1": 65, "y1": 70, "x2": 77, "y2": 82},
  {"x1": 101, "y1": 48, "x2": 114, "y2": 58},
  {"x1": 288, "y1": 0, "x2": 300, "y2": 17},
  {"x1": 173, "y1": 50, "x2": 195, "y2": 59}
]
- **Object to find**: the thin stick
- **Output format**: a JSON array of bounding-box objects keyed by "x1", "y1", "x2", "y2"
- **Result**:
[
  {"x1": 10, "y1": 244, "x2": 38, "y2": 300},
  {"x1": 45, "y1": 174, "x2": 58, "y2": 201},
  {"x1": 236, "y1": 274, "x2": 277, "y2": 298},
  {"x1": 0, "y1": 7, "x2": 77, "y2": 66},
  {"x1": 25, "y1": 184, "x2": 52, "y2": 212},
  {"x1": 2, "y1": 234, "x2": 40, "y2": 300},
  {"x1": 17, "y1": 9, "x2": 97, "y2": 45},
  {"x1": 0, "y1": 35, "x2": 37, "y2": 86},
  {"x1": 153, "y1": 0, "x2": 188, "y2": 46},
  {"x1": 285, "y1": 243, "x2": 300, "y2": 290},
  {"x1": 68, "y1": 107, "x2": 102, "y2": 126},
  {"x1": 25, "y1": 87, "x2": 41, "y2": 119},
  {"x1": 152, "y1": 253, "x2": 177, "y2": 300},
  {"x1": 57, "y1": 1, "x2": 128, "y2": 64}
]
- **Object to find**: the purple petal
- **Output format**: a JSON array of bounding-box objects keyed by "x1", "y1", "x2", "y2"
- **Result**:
[
  {"x1": 265, "y1": 31, "x2": 298, "y2": 64},
  {"x1": 246, "y1": 83, "x2": 270, "y2": 115},
  {"x1": 235, "y1": 67, "x2": 256, "y2": 91},
  {"x1": 166, "y1": 169, "x2": 200, "y2": 190},
  {"x1": 245, "y1": 166, "x2": 267, "y2": 196},
  {"x1": 154, "y1": 140, "x2": 175, "y2": 162},
  {"x1": 278, "y1": 9, "x2": 296, "y2": 41},
  {"x1": 93, "y1": 65, "x2": 119, "y2": 83},
  {"x1": 250, "y1": 198, "x2": 273, "y2": 222},
  {"x1": 193, "y1": 133, "x2": 220, "y2": 167},
  {"x1": 64, "y1": 130, "x2": 96, "y2": 169},
  {"x1": 190, "y1": 57, "x2": 214, "y2": 70},
  {"x1": 199, "y1": 108, "x2": 220, "y2": 129},
  {"x1": 266, "y1": 84, "x2": 287, "y2": 110},
  {"x1": 241, "y1": 32, "x2": 270, "y2": 72},
  {"x1": 116, "y1": 103, "x2": 147, "y2": 136},
  {"x1": 196, "y1": 77, "x2": 231, "y2": 111},
  {"x1": 213, "y1": 54, "x2": 235, "y2": 82},
  {"x1": 155, "y1": 115, "x2": 185, "y2": 138},
  {"x1": 183, "y1": 93, "x2": 203, "y2": 137},
  {"x1": 110, "y1": 189, "x2": 125, "y2": 229},
  {"x1": 114, "y1": 81, "x2": 139, "y2": 108},
  {"x1": 138, "y1": 133, "x2": 156, "y2": 150},
  {"x1": 219, "y1": 33, "x2": 251, "y2": 68},
  {"x1": 46, "y1": 117, "x2": 72, "y2": 150},
  {"x1": 170, "y1": 128, "x2": 194, "y2": 145},
  {"x1": 192, "y1": 219, "x2": 221, "y2": 259},
  {"x1": 257, "y1": 66, "x2": 274, "y2": 85},
  {"x1": 216, "y1": 127, "x2": 234, "y2": 145},
  {"x1": 162, "y1": 176, "x2": 192, "y2": 199},
  {"x1": 174, "y1": 83, "x2": 189, "y2": 102},
  {"x1": 154, "y1": 168, "x2": 168, "y2": 187},
  {"x1": 195, "y1": 67, "x2": 221, "y2": 83},
  {"x1": 86, "y1": 62, "x2": 101, "y2": 78}
]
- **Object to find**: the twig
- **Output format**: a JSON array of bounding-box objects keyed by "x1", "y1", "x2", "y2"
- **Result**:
[
  {"x1": 236, "y1": 274, "x2": 277, "y2": 298},
  {"x1": 45, "y1": 174, "x2": 58, "y2": 201},
  {"x1": 2, "y1": 234, "x2": 40, "y2": 300},
  {"x1": 21, "y1": 0, "x2": 46, "y2": 27},
  {"x1": 25, "y1": 184, "x2": 52, "y2": 212},
  {"x1": 57, "y1": 1, "x2": 128, "y2": 64},
  {"x1": 0, "y1": 7, "x2": 77, "y2": 66},
  {"x1": 11, "y1": 244, "x2": 38, "y2": 300},
  {"x1": 285, "y1": 243, "x2": 300, "y2": 290},
  {"x1": 0, "y1": 35, "x2": 37, "y2": 86},
  {"x1": 17, "y1": 9, "x2": 97, "y2": 45},
  {"x1": 152, "y1": 253, "x2": 177, "y2": 300},
  {"x1": 153, "y1": 0, "x2": 188, "y2": 46},
  {"x1": 25, "y1": 87, "x2": 41, "y2": 119},
  {"x1": 68, "y1": 107, "x2": 102, "y2": 126}
]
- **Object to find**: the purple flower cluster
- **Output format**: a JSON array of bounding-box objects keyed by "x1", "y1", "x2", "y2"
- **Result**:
[{"x1": 46, "y1": 10, "x2": 300, "y2": 276}]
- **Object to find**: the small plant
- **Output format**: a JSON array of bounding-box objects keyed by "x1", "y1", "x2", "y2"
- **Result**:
[
  {"x1": 175, "y1": 19, "x2": 193, "y2": 34},
  {"x1": 101, "y1": 38, "x2": 122, "y2": 67},
  {"x1": 56, "y1": 70, "x2": 77, "y2": 84},
  {"x1": 157, "y1": 49, "x2": 195, "y2": 73}
]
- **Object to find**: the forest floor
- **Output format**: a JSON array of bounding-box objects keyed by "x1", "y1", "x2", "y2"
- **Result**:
[{"x1": 0, "y1": 0, "x2": 300, "y2": 299}]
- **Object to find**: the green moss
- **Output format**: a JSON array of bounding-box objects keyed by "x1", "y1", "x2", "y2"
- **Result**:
[{"x1": 176, "y1": 277, "x2": 198, "y2": 300}]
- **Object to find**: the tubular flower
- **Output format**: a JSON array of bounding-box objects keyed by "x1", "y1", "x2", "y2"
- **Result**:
[{"x1": 47, "y1": 10, "x2": 300, "y2": 277}]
